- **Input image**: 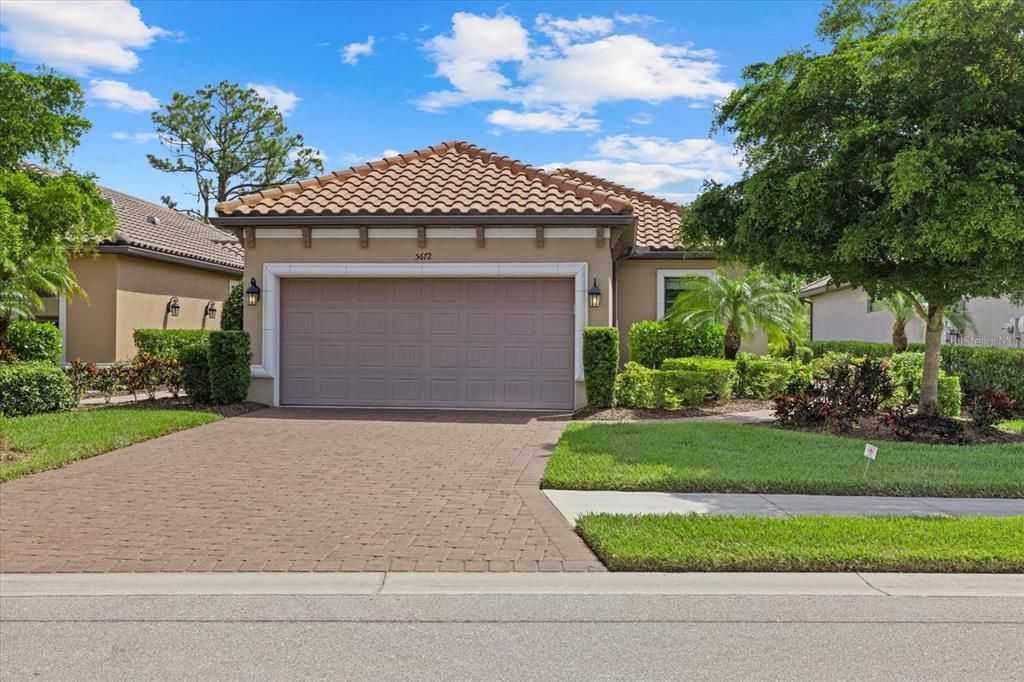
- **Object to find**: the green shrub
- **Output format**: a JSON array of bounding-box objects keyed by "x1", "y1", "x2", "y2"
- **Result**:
[
  {"x1": 614, "y1": 362, "x2": 657, "y2": 408},
  {"x1": 0, "y1": 362, "x2": 75, "y2": 416},
  {"x1": 208, "y1": 330, "x2": 251, "y2": 404},
  {"x1": 657, "y1": 368, "x2": 734, "y2": 406},
  {"x1": 583, "y1": 327, "x2": 619, "y2": 408},
  {"x1": 179, "y1": 343, "x2": 212, "y2": 403},
  {"x1": 628, "y1": 320, "x2": 725, "y2": 368},
  {"x1": 133, "y1": 329, "x2": 211, "y2": 360},
  {"x1": 221, "y1": 283, "x2": 244, "y2": 331},
  {"x1": 937, "y1": 346, "x2": 1024, "y2": 404},
  {"x1": 734, "y1": 353, "x2": 797, "y2": 398},
  {"x1": 3, "y1": 320, "x2": 62, "y2": 363},
  {"x1": 64, "y1": 358, "x2": 99, "y2": 402},
  {"x1": 885, "y1": 352, "x2": 963, "y2": 417},
  {"x1": 939, "y1": 375, "x2": 962, "y2": 418},
  {"x1": 809, "y1": 340, "x2": 894, "y2": 359},
  {"x1": 661, "y1": 357, "x2": 736, "y2": 373}
]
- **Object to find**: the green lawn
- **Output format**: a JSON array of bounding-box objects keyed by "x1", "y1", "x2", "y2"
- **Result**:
[
  {"x1": 1000, "y1": 420, "x2": 1024, "y2": 434},
  {"x1": 0, "y1": 408, "x2": 221, "y2": 482},
  {"x1": 576, "y1": 513, "x2": 1024, "y2": 572},
  {"x1": 543, "y1": 422, "x2": 1024, "y2": 497}
]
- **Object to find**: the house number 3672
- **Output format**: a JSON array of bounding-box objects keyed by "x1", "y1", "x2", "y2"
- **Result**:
[{"x1": 415, "y1": 252, "x2": 432, "y2": 260}]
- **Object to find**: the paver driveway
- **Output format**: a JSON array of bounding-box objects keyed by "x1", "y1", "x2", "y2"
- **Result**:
[{"x1": 0, "y1": 409, "x2": 602, "y2": 573}]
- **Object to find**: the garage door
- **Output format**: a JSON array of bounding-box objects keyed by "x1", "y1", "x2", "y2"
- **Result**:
[{"x1": 279, "y1": 278, "x2": 575, "y2": 409}]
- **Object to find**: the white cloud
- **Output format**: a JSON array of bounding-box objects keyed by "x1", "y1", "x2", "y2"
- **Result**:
[
  {"x1": 630, "y1": 112, "x2": 654, "y2": 125},
  {"x1": 341, "y1": 36, "x2": 375, "y2": 65},
  {"x1": 88, "y1": 79, "x2": 158, "y2": 112},
  {"x1": 545, "y1": 135, "x2": 743, "y2": 205},
  {"x1": 417, "y1": 12, "x2": 733, "y2": 131},
  {"x1": 247, "y1": 83, "x2": 301, "y2": 115},
  {"x1": 381, "y1": 149, "x2": 401, "y2": 158},
  {"x1": 111, "y1": 131, "x2": 158, "y2": 144},
  {"x1": 487, "y1": 108, "x2": 599, "y2": 133},
  {"x1": 419, "y1": 13, "x2": 530, "y2": 111},
  {"x1": 0, "y1": 0, "x2": 172, "y2": 74},
  {"x1": 535, "y1": 14, "x2": 613, "y2": 47},
  {"x1": 614, "y1": 13, "x2": 661, "y2": 27}
]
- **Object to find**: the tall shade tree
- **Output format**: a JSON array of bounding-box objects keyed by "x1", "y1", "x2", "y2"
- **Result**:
[
  {"x1": 0, "y1": 64, "x2": 116, "y2": 341},
  {"x1": 148, "y1": 81, "x2": 324, "y2": 222},
  {"x1": 667, "y1": 269, "x2": 799, "y2": 360},
  {"x1": 680, "y1": 0, "x2": 1024, "y2": 415}
]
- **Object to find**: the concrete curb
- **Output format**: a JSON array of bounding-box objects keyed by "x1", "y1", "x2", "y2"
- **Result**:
[{"x1": 2, "y1": 572, "x2": 1021, "y2": 598}]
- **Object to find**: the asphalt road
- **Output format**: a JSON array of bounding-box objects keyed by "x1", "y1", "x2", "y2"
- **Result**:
[{"x1": 2, "y1": 593, "x2": 1022, "y2": 681}]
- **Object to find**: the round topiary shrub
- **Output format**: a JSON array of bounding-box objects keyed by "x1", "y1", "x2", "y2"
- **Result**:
[{"x1": 0, "y1": 361, "x2": 75, "y2": 416}]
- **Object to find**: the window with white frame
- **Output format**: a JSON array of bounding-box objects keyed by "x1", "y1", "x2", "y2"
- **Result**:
[{"x1": 656, "y1": 269, "x2": 715, "y2": 320}]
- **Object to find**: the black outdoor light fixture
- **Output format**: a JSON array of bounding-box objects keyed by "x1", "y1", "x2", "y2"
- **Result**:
[
  {"x1": 245, "y1": 277, "x2": 261, "y2": 306},
  {"x1": 166, "y1": 296, "x2": 181, "y2": 317},
  {"x1": 205, "y1": 301, "x2": 217, "y2": 319},
  {"x1": 588, "y1": 278, "x2": 602, "y2": 308}
]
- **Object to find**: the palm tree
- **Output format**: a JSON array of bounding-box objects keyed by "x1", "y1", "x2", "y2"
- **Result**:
[
  {"x1": 0, "y1": 244, "x2": 83, "y2": 341},
  {"x1": 877, "y1": 293, "x2": 976, "y2": 351},
  {"x1": 667, "y1": 269, "x2": 800, "y2": 359}
]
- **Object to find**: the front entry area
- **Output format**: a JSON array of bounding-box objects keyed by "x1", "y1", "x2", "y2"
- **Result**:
[{"x1": 279, "y1": 278, "x2": 575, "y2": 409}]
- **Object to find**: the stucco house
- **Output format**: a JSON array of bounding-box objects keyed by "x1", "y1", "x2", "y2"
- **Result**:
[
  {"x1": 38, "y1": 184, "x2": 244, "y2": 364},
  {"x1": 801, "y1": 277, "x2": 1024, "y2": 349},
  {"x1": 211, "y1": 141, "x2": 749, "y2": 410}
]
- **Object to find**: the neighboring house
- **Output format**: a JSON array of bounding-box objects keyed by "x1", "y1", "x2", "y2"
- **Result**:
[
  {"x1": 211, "y1": 140, "x2": 754, "y2": 410},
  {"x1": 801, "y1": 277, "x2": 1024, "y2": 349},
  {"x1": 40, "y1": 184, "x2": 244, "y2": 365}
]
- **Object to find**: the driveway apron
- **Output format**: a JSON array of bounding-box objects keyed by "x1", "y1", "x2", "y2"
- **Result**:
[{"x1": 0, "y1": 409, "x2": 602, "y2": 573}]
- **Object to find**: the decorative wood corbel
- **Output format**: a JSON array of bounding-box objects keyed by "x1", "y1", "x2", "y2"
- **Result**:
[
  {"x1": 596, "y1": 227, "x2": 605, "y2": 248},
  {"x1": 417, "y1": 226, "x2": 427, "y2": 249},
  {"x1": 535, "y1": 226, "x2": 545, "y2": 248},
  {"x1": 476, "y1": 226, "x2": 485, "y2": 248},
  {"x1": 359, "y1": 226, "x2": 369, "y2": 248},
  {"x1": 301, "y1": 226, "x2": 312, "y2": 248}
]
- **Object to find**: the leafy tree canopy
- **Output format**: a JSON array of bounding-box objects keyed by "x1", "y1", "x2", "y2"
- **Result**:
[
  {"x1": 148, "y1": 81, "x2": 325, "y2": 221},
  {"x1": 682, "y1": 0, "x2": 1023, "y2": 306},
  {"x1": 0, "y1": 63, "x2": 116, "y2": 337},
  {"x1": 681, "y1": 0, "x2": 1024, "y2": 413}
]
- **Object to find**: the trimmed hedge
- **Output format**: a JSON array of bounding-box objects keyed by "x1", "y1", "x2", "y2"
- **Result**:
[
  {"x1": 939, "y1": 375, "x2": 963, "y2": 418},
  {"x1": 628, "y1": 320, "x2": 725, "y2": 368},
  {"x1": 208, "y1": 330, "x2": 251, "y2": 404},
  {"x1": 583, "y1": 327, "x2": 619, "y2": 408},
  {"x1": 813, "y1": 340, "x2": 1023, "y2": 404},
  {"x1": 0, "y1": 362, "x2": 75, "y2": 416},
  {"x1": 733, "y1": 353, "x2": 798, "y2": 399},
  {"x1": 133, "y1": 329, "x2": 211, "y2": 360},
  {"x1": 888, "y1": 351, "x2": 963, "y2": 417},
  {"x1": 614, "y1": 361, "x2": 733, "y2": 409},
  {"x1": 221, "y1": 282, "x2": 243, "y2": 331},
  {"x1": 4, "y1": 320, "x2": 62, "y2": 364},
  {"x1": 661, "y1": 357, "x2": 736, "y2": 374},
  {"x1": 179, "y1": 343, "x2": 212, "y2": 403}
]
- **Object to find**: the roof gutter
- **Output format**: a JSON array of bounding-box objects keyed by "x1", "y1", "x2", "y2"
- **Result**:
[
  {"x1": 210, "y1": 214, "x2": 636, "y2": 227},
  {"x1": 98, "y1": 244, "x2": 243, "y2": 276},
  {"x1": 624, "y1": 247, "x2": 717, "y2": 260}
]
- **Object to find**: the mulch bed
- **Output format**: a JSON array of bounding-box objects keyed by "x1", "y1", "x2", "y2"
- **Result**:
[
  {"x1": 574, "y1": 399, "x2": 771, "y2": 422},
  {"x1": 763, "y1": 414, "x2": 1024, "y2": 446},
  {"x1": 80, "y1": 397, "x2": 267, "y2": 418}
]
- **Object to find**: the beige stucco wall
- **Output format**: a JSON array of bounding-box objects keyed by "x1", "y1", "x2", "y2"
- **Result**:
[
  {"x1": 66, "y1": 255, "x2": 119, "y2": 363},
  {"x1": 241, "y1": 228, "x2": 617, "y2": 407},
  {"x1": 810, "y1": 287, "x2": 1024, "y2": 349},
  {"x1": 63, "y1": 253, "x2": 236, "y2": 363},
  {"x1": 115, "y1": 256, "x2": 236, "y2": 358},
  {"x1": 615, "y1": 258, "x2": 768, "y2": 361}
]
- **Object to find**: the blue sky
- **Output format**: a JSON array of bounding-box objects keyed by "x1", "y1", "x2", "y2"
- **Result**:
[{"x1": 1, "y1": 0, "x2": 826, "y2": 212}]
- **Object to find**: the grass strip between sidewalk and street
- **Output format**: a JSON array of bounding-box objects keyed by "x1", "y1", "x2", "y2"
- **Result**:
[
  {"x1": 543, "y1": 422, "x2": 1024, "y2": 498},
  {"x1": 576, "y1": 513, "x2": 1024, "y2": 573},
  {"x1": 0, "y1": 409, "x2": 222, "y2": 482}
]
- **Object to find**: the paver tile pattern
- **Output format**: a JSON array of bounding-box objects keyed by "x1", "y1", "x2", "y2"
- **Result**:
[{"x1": 0, "y1": 409, "x2": 602, "y2": 573}]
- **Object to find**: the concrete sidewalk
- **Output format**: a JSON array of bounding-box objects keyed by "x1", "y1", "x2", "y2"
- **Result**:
[
  {"x1": 543, "y1": 490, "x2": 1024, "y2": 522},
  {"x1": 3, "y1": 571, "x2": 1023, "y2": 597}
]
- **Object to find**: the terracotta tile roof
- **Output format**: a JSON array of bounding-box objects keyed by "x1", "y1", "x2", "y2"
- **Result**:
[
  {"x1": 19, "y1": 162, "x2": 243, "y2": 272},
  {"x1": 215, "y1": 141, "x2": 633, "y2": 218},
  {"x1": 98, "y1": 186, "x2": 244, "y2": 272},
  {"x1": 553, "y1": 167, "x2": 684, "y2": 249}
]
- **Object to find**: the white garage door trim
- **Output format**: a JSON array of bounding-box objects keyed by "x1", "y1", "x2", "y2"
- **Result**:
[{"x1": 252, "y1": 262, "x2": 589, "y2": 407}]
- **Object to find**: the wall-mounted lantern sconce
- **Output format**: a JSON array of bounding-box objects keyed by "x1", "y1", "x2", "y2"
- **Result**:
[
  {"x1": 588, "y1": 278, "x2": 602, "y2": 308},
  {"x1": 245, "y1": 277, "x2": 261, "y2": 306},
  {"x1": 204, "y1": 301, "x2": 217, "y2": 319},
  {"x1": 166, "y1": 296, "x2": 181, "y2": 317}
]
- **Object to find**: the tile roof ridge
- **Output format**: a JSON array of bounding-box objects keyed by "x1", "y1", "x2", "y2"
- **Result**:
[{"x1": 554, "y1": 166, "x2": 684, "y2": 212}]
